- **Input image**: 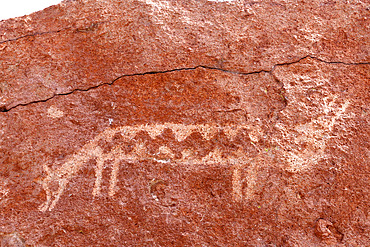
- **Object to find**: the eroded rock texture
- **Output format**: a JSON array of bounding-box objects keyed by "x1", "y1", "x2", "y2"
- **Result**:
[{"x1": 0, "y1": 0, "x2": 369, "y2": 246}]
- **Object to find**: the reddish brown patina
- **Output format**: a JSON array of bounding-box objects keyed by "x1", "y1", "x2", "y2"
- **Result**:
[{"x1": 0, "y1": 0, "x2": 369, "y2": 246}]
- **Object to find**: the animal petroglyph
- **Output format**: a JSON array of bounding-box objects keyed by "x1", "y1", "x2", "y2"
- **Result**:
[
  {"x1": 39, "y1": 123, "x2": 257, "y2": 211},
  {"x1": 274, "y1": 87, "x2": 352, "y2": 172}
]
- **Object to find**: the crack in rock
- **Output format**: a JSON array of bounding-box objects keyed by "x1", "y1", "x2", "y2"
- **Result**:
[
  {"x1": 0, "y1": 56, "x2": 368, "y2": 113},
  {"x1": 0, "y1": 21, "x2": 110, "y2": 44},
  {"x1": 0, "y1": 29, "x2": 68, "y2": 44}
]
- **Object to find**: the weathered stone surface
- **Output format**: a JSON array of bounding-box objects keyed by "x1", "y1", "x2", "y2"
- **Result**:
[
  {"x1": 1, "y1": 0, "x2": 369, "y2": 111},
  {"x1": 0, "y1": 0, "x2": 369, "y2": 246},
  {"x1": 1, "y1": 232, "x2": 25, "y2": 247}
]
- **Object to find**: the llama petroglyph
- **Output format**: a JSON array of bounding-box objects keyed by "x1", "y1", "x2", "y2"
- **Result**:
[{"x1": 39, "y1": 123, "x2": 257, "y2": 211}]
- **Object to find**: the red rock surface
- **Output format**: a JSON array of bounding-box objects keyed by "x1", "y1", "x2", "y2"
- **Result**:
[{"x1": 0, "y1": 0, "x2": 369, "y2": 246}]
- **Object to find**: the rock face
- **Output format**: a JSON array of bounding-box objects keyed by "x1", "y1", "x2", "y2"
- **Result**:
[{"x1": 0, "y1": 0, "x2": 369, "y2": 246}]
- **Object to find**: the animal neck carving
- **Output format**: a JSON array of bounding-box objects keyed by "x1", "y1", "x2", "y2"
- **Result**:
[{"x1": 39, "y1": 123, "x2": 254, "y2": 211}]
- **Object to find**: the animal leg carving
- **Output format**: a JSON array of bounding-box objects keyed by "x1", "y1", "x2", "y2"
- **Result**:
[
  {"x1": 48, "y1": 178, "x2": 69, "y2": 211},
  {"x1": 232, "y1": 163, "x2": 244, "y2": 202},
  {"x1": 39, "y1": 174, "x2": 69, "y2": 212},
  {"x1": 39, "y1": 145, "x2": 103, "y2": 211},
  {"x1": 93, "y1": 157, "x2": 105, "y2": 197},
  {"x1": 38, "y1": 165, "x2": 53, "y2": 212},
  {"x1": 108, "y1": 158, "x2": 120, "y2": 197}
]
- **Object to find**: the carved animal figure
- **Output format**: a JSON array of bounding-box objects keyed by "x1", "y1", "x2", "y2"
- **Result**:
[{"x1": 39, "y1": 123, "x2": 254, "y2": 211}]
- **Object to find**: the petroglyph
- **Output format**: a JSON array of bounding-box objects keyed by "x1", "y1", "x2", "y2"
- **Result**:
[
  {"x1": 232, "y1": 163, "x2": 243, "y2": 202},
  {"x1": 39, "y1": 123, "x2": 256, "y2": 211},
  {"x1": 275, "y1": 93, "x2": 352, "y2": 172}
]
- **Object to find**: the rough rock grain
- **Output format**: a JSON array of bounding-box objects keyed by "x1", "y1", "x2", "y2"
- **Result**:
[{"x1": 0, "y1": 0, "x2": 369, "y2": 246}]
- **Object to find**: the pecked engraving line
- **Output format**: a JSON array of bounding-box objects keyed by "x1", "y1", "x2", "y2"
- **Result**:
[
  {"x1": 38, "y1": 97, "x2": 354, "y2": 211},
  {"x1": 39, "y1": 123, "x2": 255, "y2": 212}
]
